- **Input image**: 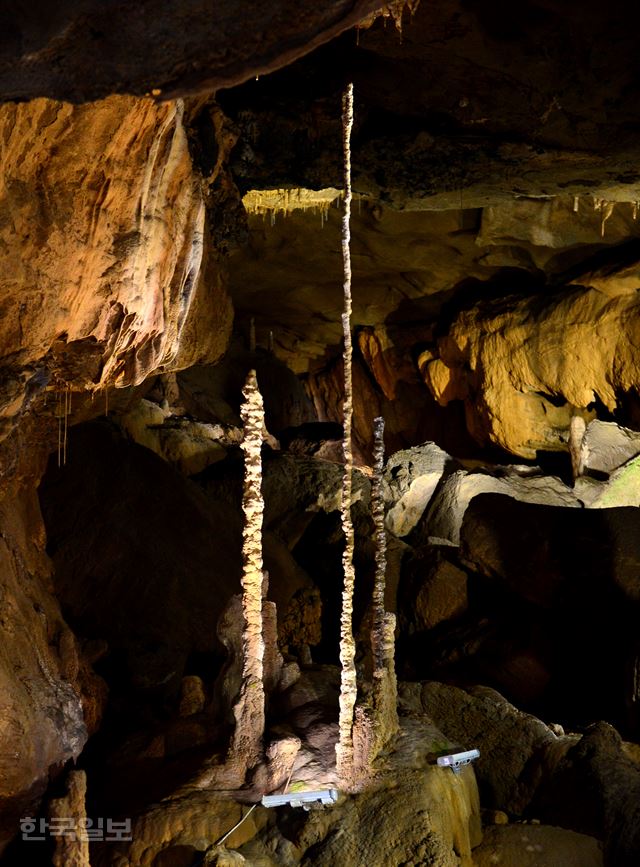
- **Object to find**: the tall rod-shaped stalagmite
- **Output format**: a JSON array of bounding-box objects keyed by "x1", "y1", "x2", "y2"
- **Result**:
[
  {"x1": 371, "y1": 416, "x2": 387, "y2": 671},
  {"x1": 370, "y1": 415, "x2": 398, "y2": 742},
  {"x1": 336, "y1": 82, "x2": 357, "y2": 784},
  {"x1": 231, "y1": 368, "x2": 266, "y2": 772}
]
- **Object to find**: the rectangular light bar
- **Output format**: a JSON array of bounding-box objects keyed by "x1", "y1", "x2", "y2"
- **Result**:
[
  {"x1": 436, "y1": 749, "x2": 480, "y2": 773},
  {"x1": 261, "y1": 789, "x2": 340, "y2": 810}
]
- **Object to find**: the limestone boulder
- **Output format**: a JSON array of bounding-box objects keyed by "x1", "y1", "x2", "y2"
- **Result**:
[
  {"x1": 459, "y1": 493, "x2": 640, "y2": 726},
  {"x1": 119, "y1": 399, "x2": 240, "y2": 476},
  {"x1": 383, "y1": 442, "x2": 456, "y2": 538},
  {"x1": 424, "y1": 467, "x2": 579, "y2": 544},
  {"x1": 460, "y1": 494, "x2": 640, "y2": 608},
  {"x1": 261, "y1": 455, "x2": 371, "y2": 548},
  {"x1": 585, "y1": 455, "x2": 640, "y2": 508},
  {"x1": 532, "y1": 722, "x2": 640, "y2": 867},
  {"x1": 398, "y1": 547, "x2": 469, "y2": 634},
  {"x1": 93, "y1": 792, "x2": 268, "y2": 867},
  {"x1": 582, "y1": 419, "x2": 640, "y2": 475},
  {"x1": 405, "y1": 682, "x2": 564, "y2": 815}
]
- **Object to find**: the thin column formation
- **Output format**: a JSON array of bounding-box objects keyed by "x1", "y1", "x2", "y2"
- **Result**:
[
  {"x1": 336, "y1": 81, "x2": 358, "y2": 787},
  {"x1": 230, "y1": 368, "x2": 266, "y2": 773}
]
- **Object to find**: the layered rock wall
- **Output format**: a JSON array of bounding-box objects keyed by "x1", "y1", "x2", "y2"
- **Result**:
[{"x1": 0, "y1": 95, "x2": 232, "y2": 447}]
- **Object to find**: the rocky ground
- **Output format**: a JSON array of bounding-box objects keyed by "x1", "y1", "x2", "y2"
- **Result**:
[{"x1": 1, "y1": 377, "x2": 636, "y2": 865}]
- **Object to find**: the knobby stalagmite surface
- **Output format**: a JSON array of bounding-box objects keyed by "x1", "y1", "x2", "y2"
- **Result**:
[
  {"x1": 230, "y1": 369, "x2": 267, "y2": 776},
  {"x1": 371, "y1": 417, "x2": 388, "y2": 674},
  {"x1": 352, "y1": 417, "x2": 398, "y2": 779},
  {"x1": 336, "y1": 83, "x2": 358, "y2": 788},
  {"x1": 370, "y1": 416, "x2": 398, "y2": 749},
  {"x1": 49, "y1": 770, "x2": 90, "y2": 867}
]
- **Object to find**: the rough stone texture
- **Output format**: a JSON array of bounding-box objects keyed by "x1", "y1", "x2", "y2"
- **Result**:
[
  {"x1": 40, "y1": 421, "x2": 245, "y2": 692},
  {"x1": 238, "y1": 713, "x2": 481, "y2": 867},
  {"x1": 477, "y1": 198, "x2": 640, "y2": 261},
  {"x1": 179, "y1": 676, "x2": 207, "y2": 718},
  {"x1": 582, "y1": 420, "x2": 640, "y2": 475},
  {"x1": 229, "y1": 196, "x2": 640, "y2": 464},
  {"x1": 0, "y1": 1, "x2": 384, "y2": 102},
  {"x1": 177, "y1": 343, "x2": 317, "y2": 435},
  {"x1": 460, "y1": 494, "x2": 640, "y2": 608},
  {"x1": 261, "y1": 455, "x2": 371, "y2": 548},
  {"x1": 230, "y1": 370, "x2": 267, "y2": 774},
  {"x1": 0, "y1": 95, "x2": 232, "y2": 447},
  {"x1": 424, "y1": 468, "x2": 579, "y2": 544},
  {"x1": 224, "y1": 0, "x2": 640, "y2": 209},
  {"x1": 422, "y1": 284, "x2": 640, "y2": 457},
  {"x1": 459, "y1": 493, "x2": 640, "y2": 728},
  {"x1": 93, "y1": 792, "x2": 268, "y2": 867},
  {"x1": 473, "y1": 825, "x2": 603, "y2": 867},
  {"x1": 586, "y1": 455, "x2": 640, "y2": 509},
  {"x1": 119, "y1": 399, "x2": 239, "y2": 476},
  {"x1": 402, "y1": 682, "x2": 640, "y2": 866},
  {"x1": 383, "y1": 442, "x2": 455, "y2": 538},
  {"x1": 0, "y1": 490, "x2": 91, "y2": 853},
  {"x1": 399, "y1": 548, "x2": 469, "y2": 633},
  {"x1": 405, "y1": 682, "x2": 562, "y2": 815},
  {"x1": 532, "y1": 722, "x2": 640, "y2": 867},
  {"x1": 365, "y1": 417, "x2": 399, "y2": 764},
  {"x1": 49, "y1": 770, "x2": 90, "y2": 867}
]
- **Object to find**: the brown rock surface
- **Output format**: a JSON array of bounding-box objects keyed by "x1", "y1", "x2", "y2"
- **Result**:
[
  {"x1": 0, "y1": 1, "x2": 384, "y2": 102},
  {"x1": 0, "y1": 94, "x2": 232, "y2": 446},
  {"x1": 49, "y1": 770, "x2": 90, "y2": 867},
  {"x1": 405, "y1": 681, "x2": 563, "y2": 815},
  {"x1": 473, "y1": 824, "x2": 603, "y2": 867},
  {"x1": 399, "y1": 548, "x2": 469, "y2": 633},
  {"x1": 423, "y1": 284, "x2": 640, "y2": 457},
  {"x1": 460, "y1": 493, "x2": 640, "y2": 726},
  {"x1": 532, "y1": 722, "x2": 640, "y2": 867},
  {"x1": 0, "y1": 489, "x2": 91, "y2": 852}
]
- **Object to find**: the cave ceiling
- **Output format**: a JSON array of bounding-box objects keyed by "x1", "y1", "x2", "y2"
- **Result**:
[{"x1": 2, "y1": 0, "x2": 640, "y2": 468}]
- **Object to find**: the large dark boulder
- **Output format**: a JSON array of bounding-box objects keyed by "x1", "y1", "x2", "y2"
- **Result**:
[{"x1": 460, "y1": 494, "x2": 640, "y2": 733}]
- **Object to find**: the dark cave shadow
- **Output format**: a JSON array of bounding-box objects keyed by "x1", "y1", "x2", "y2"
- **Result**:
[{"x1": 459, "y1": 493, "x2": 640, "y2": 739}]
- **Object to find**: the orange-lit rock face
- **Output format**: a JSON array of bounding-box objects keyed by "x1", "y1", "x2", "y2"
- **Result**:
[
  {"x1": 0, "y1": 492, "x2": 94, "y2": 853},
  {"x1": 0, "y1": 95, "x2": 232, "y2": 441},
  {"x1": 423, "y1": 286, "x2": 640, "y2": 457}
]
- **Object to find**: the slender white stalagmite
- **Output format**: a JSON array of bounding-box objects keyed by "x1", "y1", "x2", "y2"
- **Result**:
[
  {"x1": 230, "y1": 368, "x2": 266, "y2": 772},
  {"x1": 336, "y1": 82, "x2": 358, "y2": 785}
]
